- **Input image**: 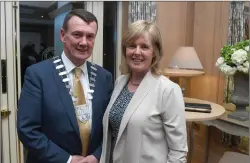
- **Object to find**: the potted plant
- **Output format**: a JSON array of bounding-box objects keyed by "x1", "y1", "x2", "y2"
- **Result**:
[{"x1": 216, "y1": 39, "x2": 249, "y2": 120}]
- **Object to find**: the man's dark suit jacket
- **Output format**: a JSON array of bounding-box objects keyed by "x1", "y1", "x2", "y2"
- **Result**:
[{"x1": 17, "y1": 59, "x2": 113, "y2": 163}]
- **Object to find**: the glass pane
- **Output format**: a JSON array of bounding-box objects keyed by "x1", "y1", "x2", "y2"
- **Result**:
[{"x1": 20, "y1": 1, "x2": 85, "y2": 84}]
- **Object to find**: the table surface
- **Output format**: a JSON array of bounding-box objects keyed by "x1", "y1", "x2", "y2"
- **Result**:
[
  {"x1": 184, "y1": 97, "x2": 226, "y2": 122},
  {"x1": 163, "y1": 68, "x2": 205, "y2": 77}
]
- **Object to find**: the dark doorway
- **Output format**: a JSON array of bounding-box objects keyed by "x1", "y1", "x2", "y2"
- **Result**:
[{"x1": 103, "y1": 2, "x2": 117, "y2": 80}]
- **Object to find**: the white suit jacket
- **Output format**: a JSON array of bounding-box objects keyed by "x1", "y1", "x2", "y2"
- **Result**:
[{"x1": 100, "y1": 70, "x2": 188, "y2": 163}]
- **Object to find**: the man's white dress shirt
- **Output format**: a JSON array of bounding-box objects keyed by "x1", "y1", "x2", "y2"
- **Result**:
[{"x1": 61, "y1": 52, "x2": 92, "y2": 163}]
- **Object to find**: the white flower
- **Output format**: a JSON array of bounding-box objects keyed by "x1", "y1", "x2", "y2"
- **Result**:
[
  {"x1": 231, "y1": 49, "x2": 248, "y2": 65},
  {"x1": 243, "y1": 67, "x2": 248, "y2": 74},
  {"x1": 245, "y1": 46, "x2": 249, "y2": 51},
  {"x1": 237, "y1": 65, "x2": 244, "y2": 72},
  {"x1": 237, "y1": 65, "x2": 249, "y2": 74},
  {"x1": 243, "y1": 61, "x2": 249, "y2": 69},
  {"x1": 215, "y1": 57, "x2": 224, "y2": 67},
  {"x1": 219, "y1": 63, "x2": 237, "y2": 75}
]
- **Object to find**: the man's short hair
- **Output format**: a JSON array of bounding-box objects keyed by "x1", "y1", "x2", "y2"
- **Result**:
[{"x1": 62, "y1": 9, "x2": 98, "y2": 32}]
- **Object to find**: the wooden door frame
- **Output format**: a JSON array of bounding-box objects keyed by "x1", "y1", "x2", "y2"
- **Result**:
[{"x1": 1, "y1": 1, "x2": 21, "y2": 163}]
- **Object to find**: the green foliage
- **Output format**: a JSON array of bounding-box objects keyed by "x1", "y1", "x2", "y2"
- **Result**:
[
  {"x1": 221, "y1": 45, "x2": 234, "y2": 66},
  {"x1": 220, "y1": 40, "x2": 249, "y2": 66},
  {"x1": 234, "y1": 39, "x2": 249, "y2": 50}
]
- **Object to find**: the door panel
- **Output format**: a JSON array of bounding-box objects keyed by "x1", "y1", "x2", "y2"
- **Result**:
[
  {"x1": 1, "y1": 2, "x2": 11, "y2": 163},
  {"x1": 1, "y1": 1, "x2": 20, "y2": 163}
]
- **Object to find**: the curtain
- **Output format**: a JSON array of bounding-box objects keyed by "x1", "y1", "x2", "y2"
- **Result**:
[
  {"x1": 227, "y1": 1, "x2": 246, "y2": 45},
  {"x1": 128, "y1": 1, "x2": 156, "y2": 24}
]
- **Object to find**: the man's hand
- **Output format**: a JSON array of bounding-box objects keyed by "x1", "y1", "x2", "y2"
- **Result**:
[
  {"x1": 70, "y1": 155, "x2": 85, "y2": 163},
  {"x1": 78, "y1": 155, "x2": 98, "y2": 163}
]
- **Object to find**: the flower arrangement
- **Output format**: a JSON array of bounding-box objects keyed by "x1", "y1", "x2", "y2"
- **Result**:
[{"x1": 216, "y1": 39, "x2": 249, "y2": 76}]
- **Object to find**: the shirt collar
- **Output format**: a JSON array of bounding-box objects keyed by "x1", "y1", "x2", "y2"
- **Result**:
[{"x1": 61, "y1": 51, "x2": 88, "y2": 76}]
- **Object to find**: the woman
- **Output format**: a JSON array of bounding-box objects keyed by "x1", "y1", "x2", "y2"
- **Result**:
[{"x1": 100, "y1": 20, "x2": 188, "y2": 163}]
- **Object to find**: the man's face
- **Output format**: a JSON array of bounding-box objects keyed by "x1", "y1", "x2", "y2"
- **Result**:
[{"x1": 60, "y1": 16, "x2": 97, "y2": 65}]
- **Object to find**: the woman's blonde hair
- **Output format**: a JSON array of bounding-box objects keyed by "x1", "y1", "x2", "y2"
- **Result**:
[{"x1": 120, "y1": 20, "x2": 163, "y2": 75}]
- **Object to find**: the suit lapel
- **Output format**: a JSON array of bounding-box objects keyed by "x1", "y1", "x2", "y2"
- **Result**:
[
  {"x1": 86, "y1": 61, "x2": 92, "y2": 84},
  {"x1": 51, "y1": 59, "x2": 80, "y2": 137},
  {"x1": 115, "y1": 71, "x2": 156, "y2": 147},
  {"x1": 86, "y1": 62, "x2": 96, "y2": 140}
]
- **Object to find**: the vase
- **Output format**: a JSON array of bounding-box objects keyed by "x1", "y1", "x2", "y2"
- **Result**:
[{"x1": 228, "y1": 72, "x2": 249, "y2": 121}]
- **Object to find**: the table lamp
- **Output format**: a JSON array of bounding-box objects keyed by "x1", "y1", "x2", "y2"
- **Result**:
[
  {"x1": 164, "y1": 46, "x2": 205, "y2": 94},
  {"x1": 168, "y1": 46, "x2": 203, "y2": 70}
]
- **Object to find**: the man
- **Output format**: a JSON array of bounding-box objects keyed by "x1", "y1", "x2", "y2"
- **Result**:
[{"x1": 17, "y1": 9, "x2": 113, "y2": 163}]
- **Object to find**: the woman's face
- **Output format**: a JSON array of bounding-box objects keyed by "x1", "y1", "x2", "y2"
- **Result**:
[{"x1": 125, "y1": 33, "x2": 154, "y2": 74}]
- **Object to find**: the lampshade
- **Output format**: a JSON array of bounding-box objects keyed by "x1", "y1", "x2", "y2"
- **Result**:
[{"x1": 168, "y1": 47, "x2": 203, "y2": 70}]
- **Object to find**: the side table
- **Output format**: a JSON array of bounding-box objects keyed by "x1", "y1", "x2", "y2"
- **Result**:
[{"x1": 184, "y1": 97, "x2": 226, "y2": 163}]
